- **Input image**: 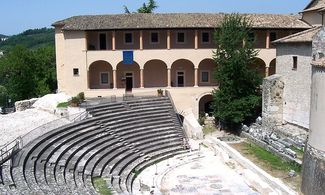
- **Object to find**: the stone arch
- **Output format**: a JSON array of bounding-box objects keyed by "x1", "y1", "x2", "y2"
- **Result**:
[
  {"x1": 248, "y1": 57, "x2": 267, "y2": 78},
  {"x1": 269, "y1": 58, "x2": 276, "y2": 76},
  {"x1": 198, "y1": 58, "x2": 218, "y2": 86},
  {"x1": 143, "y1": 60, "x2": 168, "y2": 87},
  {"x1": 171, "y1": 59, "x2": 195, "y2": 87},
  {"x1": 199, "y1": 94, "x2": 214, "y2": 116},
  {"x1": 88, "y1": 60, "x2": 113, "y2": 89},
  {"x1": 116, "y1": 61, "x2": 140, "y2": 89}
]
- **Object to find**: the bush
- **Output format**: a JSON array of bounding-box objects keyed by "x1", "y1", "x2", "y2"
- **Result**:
[
  {"x1": 57, "y1": 102, "x2": 68, "y2": 108},
  {"x1": 70, "y1": 96, "x2": 80, "y2": 107},
  {"x1": 77, "y1": 92, "x2": 85, "y2": 101}
]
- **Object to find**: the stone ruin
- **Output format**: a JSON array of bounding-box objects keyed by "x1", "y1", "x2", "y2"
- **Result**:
[{"x1": 240, "y1": 75, "x2": 307, "y2": 164}]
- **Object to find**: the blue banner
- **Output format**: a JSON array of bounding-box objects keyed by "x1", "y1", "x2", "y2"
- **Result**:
[{"x1": 123, "y1": 51, "x2": 134, "y2": 65}]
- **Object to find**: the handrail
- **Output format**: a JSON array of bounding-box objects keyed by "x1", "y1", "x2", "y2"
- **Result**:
[
  {"x1": 165, "y1": 90, "x2": 189, "y2": 144},
  {"x1": 0, "y1": 110, "x2": 89, "y2": 165}
]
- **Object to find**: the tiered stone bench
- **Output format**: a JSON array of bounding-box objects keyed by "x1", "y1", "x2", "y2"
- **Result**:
[{"x1": 0, "y1": 96, "x2": 188, "y2": 194}]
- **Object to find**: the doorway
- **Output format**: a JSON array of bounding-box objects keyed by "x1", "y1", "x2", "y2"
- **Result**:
[
  {"x1": 125, "y1": 72, "x2": 133, "y2": 92},
  {"x1": 176, "y1": 71, "x2": 185, "y2": 87}
]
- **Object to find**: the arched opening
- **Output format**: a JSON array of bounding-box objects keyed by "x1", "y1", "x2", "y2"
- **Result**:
[
  {"x1": 171, "y1": 59, "x2": 195, "y2": 87},
  {"x1": 248, "y1": 58, "x2": 267, "y2": 78},
  {"x1": 116, "y1": 61, "x2": 140, "y2": 89},
  {"x1": 144, "y1": 60, "x2": 167, "y2": 87},
  {"x1": 198, "y1": 59, "x2": 217, "y2": 86},
  {"x1": 88, "y1": 60, "x2": 113, "y2": 89},
  {"x1": 269, "y1": 59, "x2": 276, "y2": 76},
  {"x1": 199, "y1": 94, "x2": 214, "y2": 116}
]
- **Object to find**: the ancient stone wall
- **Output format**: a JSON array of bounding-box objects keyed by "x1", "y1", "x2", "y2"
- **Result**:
[
  {"x1": 262, "y1": 74, "x2": 284, "y2": 125},
  {"x1": 276, "y1": 43, "x2": 312, "y2": 129}
]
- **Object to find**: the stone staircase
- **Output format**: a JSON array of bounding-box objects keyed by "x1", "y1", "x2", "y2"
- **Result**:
[{"x1": 0, "y1": 96, "x2": 188, "y2": 194}]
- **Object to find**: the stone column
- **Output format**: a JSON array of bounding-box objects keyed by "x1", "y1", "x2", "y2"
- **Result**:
[
  {"x1": 140, "y1": 69, "x2": 144, "y2": 88},
  {"x1": 195, "y1": 30, "x2": 198, "y2": 50},
  {"x1": 266, "y1": 30, "x2": 270, "y2": 49},
  {"x1": 194, "y1": 68, "x2": 198, "y2": 87},
  {"x1": 167, "y1": 30, "x2": 171, "y2": 50},
  {"x1": 113, "y1": 69, "x2": 117, "y2": 89},
  {"x1": 140, "y1": 30, "x2": 143, "y2": 50},
  {"x1": 112, "y1": 31, "x2": 116, "y2": 51},
  {"x1": 167, "y1": 68, "x2": 171, "y2": 88}
]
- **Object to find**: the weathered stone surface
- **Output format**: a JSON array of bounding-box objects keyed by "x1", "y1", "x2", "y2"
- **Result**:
[
  {"x1": 15, "y1": 98, "x2": 39, "y2": 112},
  {"x1": 301, "y1": 144, "x2": 325, "y2": 195},
  {"x1": 262, "y1": 74, "x2": 284, "y2": 126}
]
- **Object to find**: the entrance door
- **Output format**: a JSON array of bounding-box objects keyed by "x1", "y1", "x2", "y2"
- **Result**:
[
  {"x1": 125, "y1": 72, "x2": 133, "y2": 92},
  {"x1": 177, "y1": 71, "x2": 185, "y2": 87}
]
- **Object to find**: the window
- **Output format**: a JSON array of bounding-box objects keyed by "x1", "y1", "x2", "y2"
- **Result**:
[
  {"x1": 201, "y1": 71, "x2": 209, "y2": 83},
  {"x1": 248, "y1": 32, "x2": 255, "y2": 42},
  {"x1": 201, "y1": 32, "x2": 210, "y2": 43},
  {"x1": 176, "y1": 32, "x2": 186, "y2": 43},
  {"x1": 270, "y1": 32, "x2": 277, "y2": 42},
  {"x1": 293, "y1": 56, "x2": 297, "y2": 70},
  {"x1": 150, "y1": 32, "x2": 159, "y2": 44},
  {"x1": 124, "y1": 32, "x2": 133, "y2": 44},
  {"x1": 73, "y1": 68, "x2": 79, "y2": 76},
  {"x1": 99, "y1": 33, "x2": 107, "y2": 50},
  {"x1": 100, "y1": 72, "x2": 109, "y2": 84}
]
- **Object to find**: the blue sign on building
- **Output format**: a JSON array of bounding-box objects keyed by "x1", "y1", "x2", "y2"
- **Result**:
[{"x1": 123, "y1": 51, "x2": 134, "y2": 65}]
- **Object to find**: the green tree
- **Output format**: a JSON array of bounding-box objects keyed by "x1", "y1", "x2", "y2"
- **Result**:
[
  {"x1": 124, "y1": 0, "x2": 158, "y2": 13},
  {"x1": 0, "y1": 45, "x2": 57, "y2": 102},
  {"x1": 0, "y1": 85, "x2": 8, "y2": 107},
  {"x1": 212, "y1": 14, "x2": 262, "y2": 130}
]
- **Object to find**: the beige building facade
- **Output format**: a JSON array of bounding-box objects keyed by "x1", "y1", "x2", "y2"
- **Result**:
[{"x1": 53, "y1": 13, "x2": 311, "y2": 118}]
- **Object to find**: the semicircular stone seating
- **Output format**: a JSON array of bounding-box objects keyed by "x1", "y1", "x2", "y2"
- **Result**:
[{"x1": 0, "y1": 96, "x2": 188, "y2": 194}]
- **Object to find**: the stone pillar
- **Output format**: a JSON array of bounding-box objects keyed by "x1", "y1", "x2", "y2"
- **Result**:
[
  {"x1": 195, "y1": 30, "x2": 198, "y2": 50},
  {"x1": 140, "y1": 69, "x2": 144, "y2": 88},
  {"x1": 112, "y1": 31, "x2": 116, "y2": 51},
  {"x1": 140, "y1": 30, "x2": 143, "y2": 50},
  {"x1": 167, "y1": 30, "x2": 171, "y2": 50},
  {"x1": 266, "y1": 30, "x2": 270, "y2": 49},
  {"x1": 301, "y1": 65, "x2": 325, "y2": 195},
  {"x1": 265, "y1": 66, "x2": 270, "y2": 77},
  {"x1": 194, "y1": 68, "x2": 198, "y2": 87},
  {"x1": 167, "y1": 68, "x2": 171, "y2": 88},
  {"x1": 113, "y1": 69, "x2": 117, "y2": 89}
]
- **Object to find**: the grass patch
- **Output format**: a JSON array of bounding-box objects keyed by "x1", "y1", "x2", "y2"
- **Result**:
[
  {"x1": 290, "y1": 146, "x2": 304, "y2": 157},
  {"x1": 57, "y1": 102, "x2": 69, "y2": 108},
  {"x1": 243, "y1": 142, "x2": 301, "y2": 173},
  {"x1": 93, "y1": 177, "x2": 112, "y2": 195}
]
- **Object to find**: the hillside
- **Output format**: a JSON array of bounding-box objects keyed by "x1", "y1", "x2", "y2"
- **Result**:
[
  {"x1": 0, "y1": 28, "x2": 54, "y2": 51},
  {"x1": 0, "y1": 34, "x2": 8, "y2": 38}
]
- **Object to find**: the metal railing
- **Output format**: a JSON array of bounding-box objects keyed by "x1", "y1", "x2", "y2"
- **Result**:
[
  {"x1": 0, "y1": 111, "x2": 89, "y2": 165},
  {"x1": 165, "y1": 90, "x2": 189, "y2": 144}
]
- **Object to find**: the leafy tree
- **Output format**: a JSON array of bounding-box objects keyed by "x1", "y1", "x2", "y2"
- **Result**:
[
  {"x1": 212, "y1": 14, "x2": 262, "y2": 130},
  {"x1": 0, "y1": 85, "x2": 7, "y2": 107},
  {"x1": 0, "y1": 45, "x2": 57, "y2": 103},
  {"x1": 124, "y1": 0, "x2": 158, "y2": 13}
]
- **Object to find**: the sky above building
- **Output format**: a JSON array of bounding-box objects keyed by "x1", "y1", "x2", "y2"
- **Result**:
[{"x1": 1, "y1": 0, "x2": 310, "y2": 35}]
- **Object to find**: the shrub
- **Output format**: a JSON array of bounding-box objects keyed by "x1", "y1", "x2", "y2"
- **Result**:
[
  {"x1": 57, "y1": 102, "x2": 68, "y2": 108},
  {"x1": 77, "y1": 92, "x2": 85, "y2": 101},
  {"x1": 70, "y1": 96, "x2": 80, "y2": 107}
]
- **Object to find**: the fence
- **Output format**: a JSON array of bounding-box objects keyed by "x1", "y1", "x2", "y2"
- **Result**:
[{"x1": 0, "y1": 111, "x2": 88, "y2": 165}]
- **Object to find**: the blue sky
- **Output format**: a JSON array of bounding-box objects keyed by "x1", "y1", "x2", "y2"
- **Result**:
[{"x1": 1, "y1": 0, "x2": 310, "y2": 35}]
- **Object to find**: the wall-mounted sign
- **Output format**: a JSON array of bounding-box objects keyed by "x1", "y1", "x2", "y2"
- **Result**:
[{"x1": 123, "y1": 51, "x2": 134, "y2": 65}]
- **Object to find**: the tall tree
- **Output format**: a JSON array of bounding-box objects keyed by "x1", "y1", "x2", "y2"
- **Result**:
[
  {"x1": 0, "y1": 45, "x2": 57, "y2": 103},
  {"x1": 124, "y1": 0, "x2": 158, "y2": 13},
  {"x1": 212, "y1": 14, "x2": 262, "y2": 130}
]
